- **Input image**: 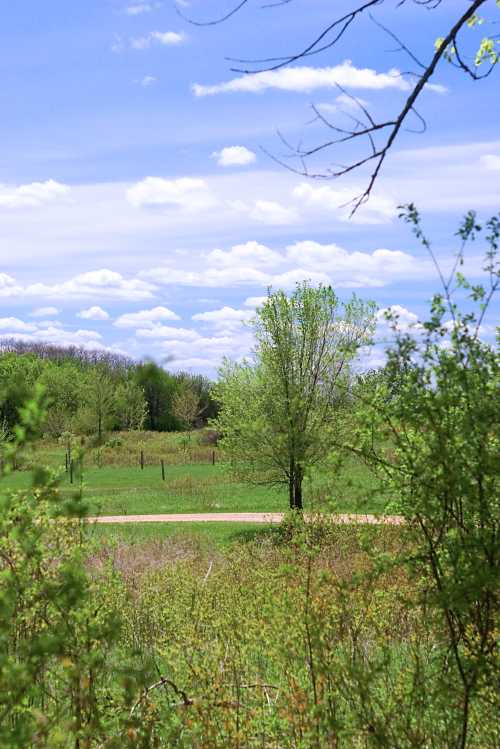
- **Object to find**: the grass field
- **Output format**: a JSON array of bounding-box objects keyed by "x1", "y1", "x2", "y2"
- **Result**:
[{"x1": 1, "y1": 430, "x2": 392, "y2": 544}]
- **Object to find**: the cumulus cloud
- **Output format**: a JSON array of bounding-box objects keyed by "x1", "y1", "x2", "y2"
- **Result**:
[
  {"x1": 192, "y1": 306, "x2": 254, "y2": 329},
  {"x1": 243, "y1": 296, "x2": 268, "y2": 308},
  {"x1": 376, "y1": 305, "x2": 421, "y2": 332},
  {"x1": 143, "y1": 266, "x2": 270, "y2": 288},
  {"x1": 0, "y1": 317, "x2": 37, "y2": 333},
  {"x1": 249, "y1": 200, "x2": 298, "y2": 225},
  {"x1": 135, "y1": 324, "x2": 198, "y2": 339},
  {"x1": 114, "y1": 306, "x2": 180, "y2": 328},
  {"x1": 78, "y1": 305, "x2": 110, "y2": 321},
  {"x1": 151, "y1": 329, "x2": 255, "y2": 371},
  {"x1": 0, "y1": 274, "x2": 23, "y2": 298},
  {"x1": 31, "y1": 306, "x2": 59, "y2": 318},
  {"x1": 229, "y1": 198, "x2": 298, "y2": 225},
  {"x1": 0, "y1": 180, "x2": 69, "y2": 209},
  {"x1": 126, "y1": 176, "x2": 214, "y2": 210},
  {"x1": 0, "y1": 315, "x2": 119, "y2": 352},
  {"x1": 285, "y1": 240, "x2": 426, "y2": 287},
  {"x1": 193, "y1": 61, "x2": 410, "y2": 97},
  {"x1": 212, "y1": 146, "x2": 256, "y2": 167},
  {"x1": 2, "y1": 327, "x2": 107, "y2": 349},
  {"x1": 480, "y1": 154, "x2": 500, "y2": 171},
  {"x1": 0, "y1": 269, "x2": 155, "y2": 301},
  {"x1": 293, "y1": 183, "x2": 397, "y2": 224},
  {"x1": 206, "y1": 241, "x2": 283, "y2": 269},
  {"x1": 131, "y1": 30, "x2": 185, "y2": 49},
  {"x1": 142, "y1": 238, "x2": 432, "y2": 290}
]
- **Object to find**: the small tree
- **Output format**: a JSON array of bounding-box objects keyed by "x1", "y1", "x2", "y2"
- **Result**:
[
  {"x1": 172, "y1": 384, "x2": 201, "y2": 433},
  {"x1": 214, "y1": 282, "x2": 375, "y2": 510},
  {"x1": 353, "y1": 207, "x2": 499, "y2": 748},
  {"x1": 115, "y1": 379, "x2": 147, "y2": 431},
  {"x1": 78, "y1": 367, "x2": 117, "y2": 444}
]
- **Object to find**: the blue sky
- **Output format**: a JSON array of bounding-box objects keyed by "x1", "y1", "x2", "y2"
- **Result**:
[{"x1": 1, "y1": 0, "x2": 499, "y2": 372}]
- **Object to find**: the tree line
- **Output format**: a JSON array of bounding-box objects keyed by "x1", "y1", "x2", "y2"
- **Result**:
[{"x1": 0, "y1": 341, "x2": 217, "y2": 443}]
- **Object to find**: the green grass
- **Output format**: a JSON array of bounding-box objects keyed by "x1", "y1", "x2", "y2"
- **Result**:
[
  {"x1": 1, "y1": 461, "x2": 388, "y2": 515},
  {"x1": 1, "y1": 431, "x2": 392, "y2": 517},
  {"x1": 88, "y1": 521, "x2": 278, "y2": 548}
]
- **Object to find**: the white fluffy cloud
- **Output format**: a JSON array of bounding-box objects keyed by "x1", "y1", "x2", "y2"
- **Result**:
[
  {"x1": 0, "y1": 274, "x2": 23, "y2": 298},
  {"x1": 0, "y1": 180, "x2": 69, "y2": 209},
  {"x1": 144, "y1": 265, "x2": 270, "y2": 288},
  {"x1": 206, "y1": 240, "x2": 282, "y2": 269},
  {"x1": 2, "y1": 327, "x2": 105, "y2": 348},
  {"x1": 293, "y1": 183, "x2": 397, "y2": 224},
  {"x1": 150, "y1": 330, "x2": 255, "y2": 371},
  {"x1": 126, "y1": 176, "x2": 214, "y2": 210},
  {"x1": 114, "y1": 306, "x2": 180, "y2": 328},
  {"x1": 142, "y1": 238, "x2": 432, "y2": 290},
  {"x1": 192, "y1": 306, "x2": 254, "y2": 329},
  {"x1": 480, "y1": 154, "x2": 500, "y2": 171},
  {"x1": 131, "y1": 30, "x2": 185, "y2": 49},
  {"x1": 376, "y1": 305, "x2": 421, "y2": 332},
  {"x1": 31, "y1": 306, "x2": 59, "y2": 318},
  {"x1": 0, "y1": 315, "x2": 115, "y2": 351},
  {"x1": 193, "y1": 61, "x2": 410, "y2": 97},
  {"x1": 135, "y1": 325, "x2": 198, "y2": 339},
  {"x1": 254, "y1": 200, "x2": 297, "y2": 225},
  {"x1": 78, "y1": 305, "x2": 110, "y2": 321},
  {"x1": 231, "y1": 199, "x2": 298, "y2": 226},
  {"x1": 212, "y1": 146, "x2": 256, "y2": 167},
  {"x1": 0, "y1": 317, "x2": 37, "y2": 333},
  {"x1": 0, "y1": 270, "x2": 155, "y2": 301},
  {"x1": 243, "y1": 296, "x2": 267, "y2": 308}
]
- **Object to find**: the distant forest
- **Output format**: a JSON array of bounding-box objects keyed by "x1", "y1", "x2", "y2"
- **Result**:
[{"x1": 0, "y1": 340, "x2": 217, "y2": 442}]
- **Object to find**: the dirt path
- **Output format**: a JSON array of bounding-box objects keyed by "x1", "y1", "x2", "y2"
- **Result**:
[{"x1": 88, "y1": 512, "x2": 404, "y2": 525}]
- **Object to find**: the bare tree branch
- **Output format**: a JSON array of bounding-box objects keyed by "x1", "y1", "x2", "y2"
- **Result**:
[{"x1": 183, "y1": 0, "x2": 495, "y2": 212}]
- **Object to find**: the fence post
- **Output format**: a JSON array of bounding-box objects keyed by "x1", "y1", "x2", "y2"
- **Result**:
[
  {"x1": 212, "y1": 450, "x2": 215, "y2": 466},
  {"x1": 140, "y1": 450, "x2": 144, "y2": 470},
  {"x1": 161, "y1": 459, "x2": 165, "y2": 481},
  {"x1": 69, "y1": 460, "x2": 74, "y2": 484}
]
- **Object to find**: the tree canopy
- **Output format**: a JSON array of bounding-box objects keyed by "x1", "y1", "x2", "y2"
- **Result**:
[{"x1": 214, "y1": 283, "x2": 375, "y2": 509}]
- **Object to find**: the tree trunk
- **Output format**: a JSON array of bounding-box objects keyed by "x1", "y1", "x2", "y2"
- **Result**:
[
  {"x1": 288, "y1": 468, "x2": 294, "y2": 510},
  {"x1": 293, "y1": 468, "x2": 303, "y2": 511},
  {"x1": 289, "y1": 462, "x2": 303, "y2": 511}
]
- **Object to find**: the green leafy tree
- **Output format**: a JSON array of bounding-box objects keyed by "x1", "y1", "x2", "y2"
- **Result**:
[
  {"x1": 39, "y1": 361, "x2": 81, "y2": 437},
  {"x1": 78, "y1": 367, "x2": 118, "y2": 444},
  {"x1": 115, "y1": 378, "x2": 147, "y2": 431},
  {"x1": 352, "y1": 207, "x2": 499, "y2": 748},
  {"x1": 172, "y1": 384, "x2": 201, "y2": 432},
  {"x1": 214, "y1": 283, "x2": 375, "y2": 510},
  {"x1": 0, "y1": 353, "x2": 43, "y2": 431},
  {"x1": 134, "y1": 361, "x2": 180, "y2": 431}
]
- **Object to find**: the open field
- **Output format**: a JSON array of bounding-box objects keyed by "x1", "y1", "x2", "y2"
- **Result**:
[{"x1": 1, "y1": 430, "x2": 391, "y2": 524}]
